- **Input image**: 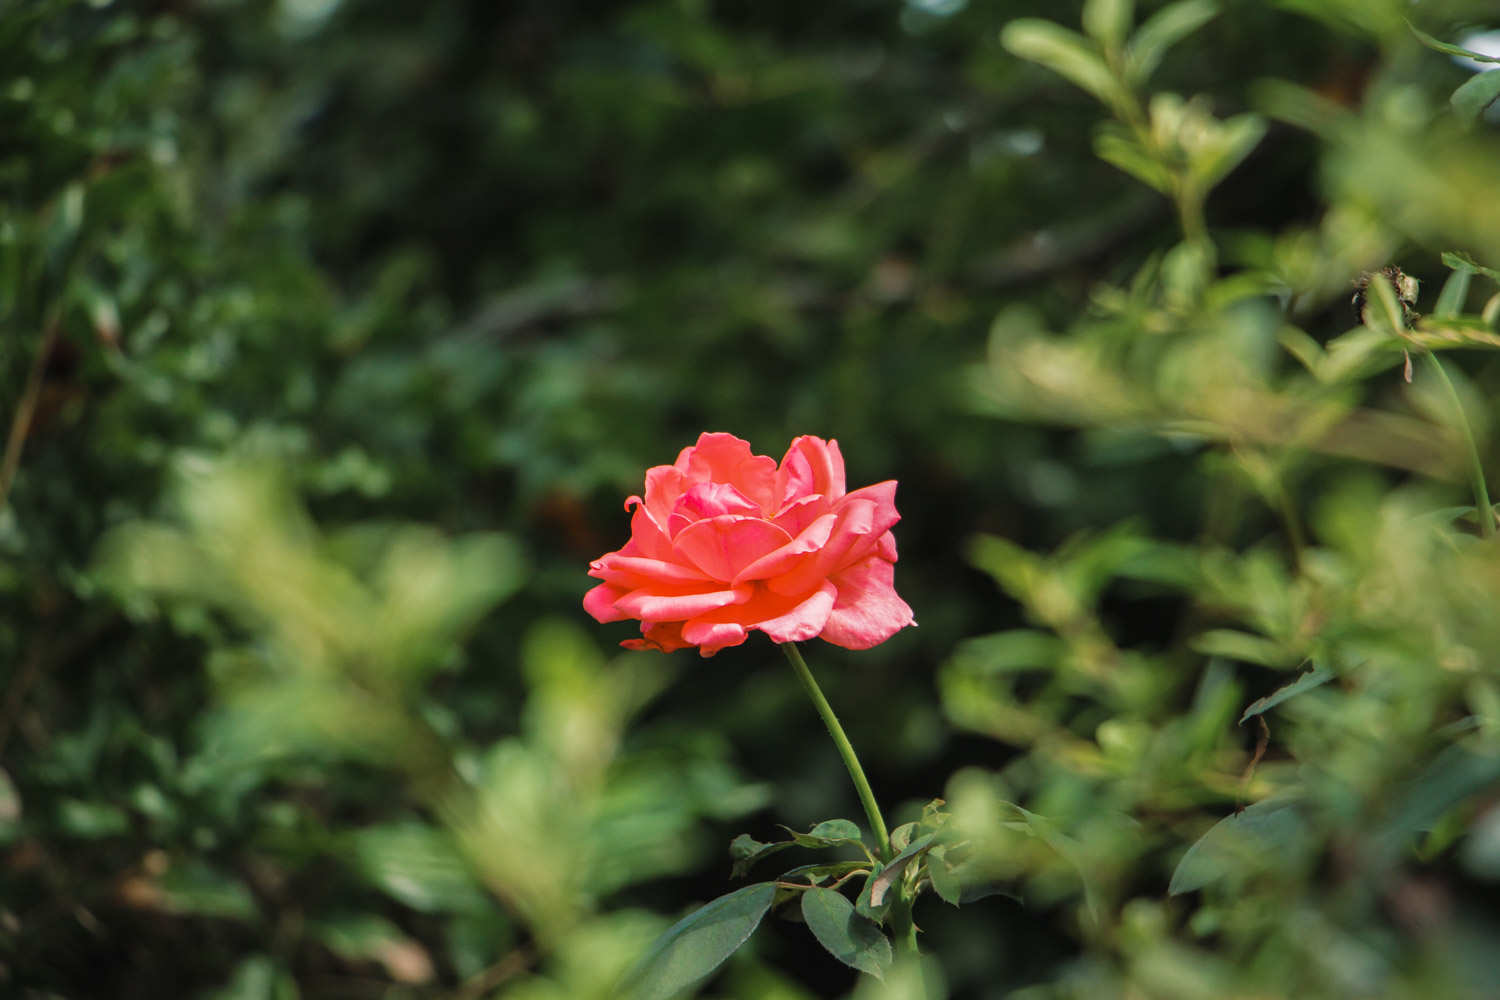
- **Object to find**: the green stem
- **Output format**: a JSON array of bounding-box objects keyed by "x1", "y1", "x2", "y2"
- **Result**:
[
  {"x1": 779, "y1": 642, "x2": 892, "y2": 861},
  {"x1": 1428, "y1": 354, "x2": 1494, "y2": 537}
]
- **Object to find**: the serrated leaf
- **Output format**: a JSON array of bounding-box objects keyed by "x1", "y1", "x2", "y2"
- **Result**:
[
  {"x1": 805, "y1": 819, "x2": 863, "y2": 843},
  {"x1": 1239, "y1": 665, "x2": 1335, "y2": 724},
  {"x1": 626, "y1": 883, "x2": 776, "y2": 1000},
  {"x1": 800, "y1": 887, "x2": 893, "y2": 980},
  {"x1": 1169, "y1": 799, "x2": 1309, "y2": 895},
  {"x1": 889, "y1": 821, "x2": 916, "y2": 853},
  {"x1": 925, "y1": 846, "x2": 962, "y2": 906},
  {"x1": 1452, "y1": 70, "x2": 1500, "y2": 123},
  {"x1": 1125, "y1": 0, "x2": 1218, "y2": 85},
  {"x1": 1408, "y1": 23, "x2": 1500, "y2": 65},
  {"x1": 781, "y1": 818, "x2": 866, "y2": 851},
  {"x1": 1002, "y1": 19, "x2": 1128, "y2": 115}
]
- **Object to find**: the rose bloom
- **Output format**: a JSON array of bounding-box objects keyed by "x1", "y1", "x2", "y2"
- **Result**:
[{"x1": 583, "y1": 433, "x2": 915, "y2": 657}]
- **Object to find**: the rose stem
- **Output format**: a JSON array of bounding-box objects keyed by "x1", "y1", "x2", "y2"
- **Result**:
[
  {"x1": 779, "y1": 641, "x2": 892, "y2": 861},
  {"x1": 1428, "y1": 354, "x2": 1494, "y2": 537}
]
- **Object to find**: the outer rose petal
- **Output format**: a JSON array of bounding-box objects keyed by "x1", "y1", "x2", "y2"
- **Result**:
[
  {"x1": 623, "y1": 620, "x2": 692, "y2": 652},
  {"x1": 819, "y1": 557, "x2": 916, "y2": 650},
  {"x1": 583, "y1": 581, "x2": 630, "y2": 623},
  {"x1": 613, "y1": 584, "x2": 751, "y2": 622},
  {"x1": 680, "y1": 581, "x2": 838, "y2": 656},
  {"x1": 680, "y1": 620, "x2": 749, "y2": 657},
  {"x1": 754, "y1": 581, "x2": 838, "y2": 644},
  {"x1": 588, "y1": 554, "x2": 712, "y2": 588}
]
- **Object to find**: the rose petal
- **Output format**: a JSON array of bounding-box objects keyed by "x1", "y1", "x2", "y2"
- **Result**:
[
  {"x1": 589, "y1": 554, "x2": 712, "y2": 588},
  {"x1": 678, "y1": 432, "x2": 778, "y2": 511},
  {"x1": 755, "y1": 580, "x2": 838, "y2": 644},
  {"x1": 613, "y1": 584, "x2": 751, "y2": 622},
  {"x1": 680, "y1": 620, "x2": 749, "y2": 657},
  {"x1": 733, "y1": 513, "x2": 838, "y2": 584},
  {"x1": 635, "y1": 464, "x2": 689, "y2": 533},
  {"x1": 819, "y1": 557, "x2": 915, "y2": 650},
  {"x1": 672, "y1": 515, "x2": 791, "y2": 582},
  {"x1": 841, "y1": 480, "x2": 900, "y2": 539},
  {"x1": 677, "y1": 481, "x2": 760, "y2": 519},
  {"x1": 777, "y1": 436, "x2": 846, "y2": 505},
  {"x1": 765, "y1": 497, "x2": 877, "y2": 597},
  {"x1": 623, "y1": 620, "x2": 692, "y2": 652},
  {"x1": 624, "y1": 495, "x2": 676, "y2": 561},
  {"x1": 583, "y1": 581, "x2": 631, "y2": 623},
  {"x1": 771, "y1": 492, "x2": 832, "y2": 536}
]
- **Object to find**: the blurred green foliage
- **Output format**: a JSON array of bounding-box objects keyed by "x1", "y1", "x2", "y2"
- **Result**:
[{"x1": 5, "y1": 0, "x2": 1500, "y2": 997}]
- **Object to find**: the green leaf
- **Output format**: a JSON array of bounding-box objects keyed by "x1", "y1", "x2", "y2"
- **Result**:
[
  {"x1": 1407, "y1": 23, "x2": 1500, "y2": 65},
  {"x1": 626, "y1": 883, "x2": 776, "y2": 1000},
  {"x1": 802, "y1": 818, "x2": 863, "y2": 844},
  {"x1": 1451, "y1": 70, "x2": 1500, "y2": 123},
  {"x1": 1239, "y1": 665, "x2": 1335, "y2": 724},
  {"x1": 1441, "y1": 251, "x2": 1500, "y2": 285},
  {"x1": 1190, "y1": 629, "x2": 1294, "y2": 668},
  {"x1": 1406, "y1": 317, "x2": 1500, "y2": 352},
  {"x1": 156, "y1": 860, "x2": 259, "y2": 920},
  {"x1": 800, "y1": 886, "x2": 893, "y2": 980},
  {"x1": 1434, "y1": 268, "x2": 1472, "y2": 318},
  {"x1": 925, "y1": 845, "x2": 962, "y2": 906},
  {"x1": 1095, "y1": 125, "x2": 1174, "y2": 193},
  {"x1": 1169, "y1": 799, "x2": 1310, "y2": 895},
  {"x1": 1082, "y1": 0, "x2": 1134, "y2": 51},
  {"x1": 888, "y1": 821, "x2": 916, "y2": 852},
  {"x1": 1009, "y1": 806, "x2": 1102, "y2": 925},
  {"x1": 350, "y1": 823, "x2": 489, "y2": 914},
  {"x1": 729, "y1": 833, "x2": 792, "y2": 879},
  {"x1": 1002, "y1": 19, "x2": 1128, "y2": 115},
  {"x1": 205, "y1": 956, "x2": 300, "y2": 1000},
  {"x1": 1375, "y1": 744, "x2": 1500, "y2": 867},
  {"x1": 1125, "y1": 0, "x2": 1218, "y2": 85},
  {"x1": 1194, "y1": 113, "x2": 1267, "y2": 189}
]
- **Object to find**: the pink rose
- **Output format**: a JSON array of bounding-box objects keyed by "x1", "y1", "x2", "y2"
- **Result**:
[{"x1": 584, "y1": 433, "x2": 916, "y2": 657}]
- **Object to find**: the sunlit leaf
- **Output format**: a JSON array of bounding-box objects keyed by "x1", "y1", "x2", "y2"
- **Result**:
[
  {"x1": 1125, "y1": 0, "x2": 1219, "y2": 84},
  {"x1": 1002, "y1": 19, "x2": 1129, "y2": 115}
]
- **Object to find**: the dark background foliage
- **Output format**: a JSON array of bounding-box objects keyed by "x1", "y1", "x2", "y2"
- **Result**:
[{"x1": 5, "y1": 0, "x2": 1500, "y2": 997}]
